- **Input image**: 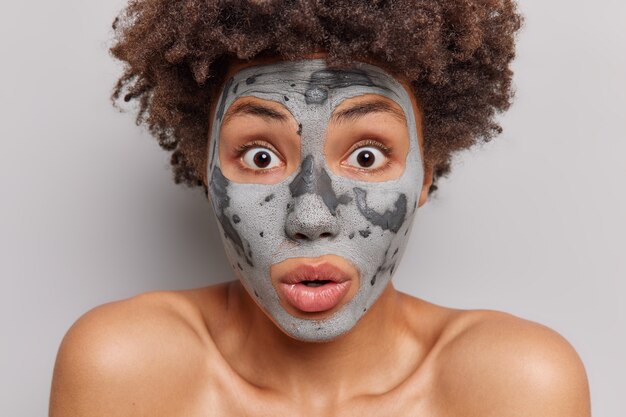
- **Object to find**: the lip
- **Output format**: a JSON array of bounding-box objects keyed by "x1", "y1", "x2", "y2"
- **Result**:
[{"x1": 276, "y1": 262, "x2": 353, "y2": 313}]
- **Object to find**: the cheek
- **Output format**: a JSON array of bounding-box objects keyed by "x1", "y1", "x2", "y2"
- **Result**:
[
  {"x1": 217, "y1": 181, "x2": 293, "y2": 263},
  {"x1": 341, "y1": 181, "x2": 418, "y2": 281},
  {"x1": 353, "y1": 188, "x2": 408, "y2": 234}
]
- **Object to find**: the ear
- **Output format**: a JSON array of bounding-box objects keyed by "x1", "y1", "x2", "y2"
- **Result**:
[{"x1": 418, "y1": 163, "x2": 434, "y2": 208}]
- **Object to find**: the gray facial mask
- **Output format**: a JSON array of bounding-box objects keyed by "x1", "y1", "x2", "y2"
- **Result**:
[{"x1": 208, "y1": 59, "x2": 423, "y2": 342}]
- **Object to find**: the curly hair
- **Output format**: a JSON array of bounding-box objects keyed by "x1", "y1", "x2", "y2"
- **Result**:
[{"x1": 110, "y1": 0, "x2": 522, "y2": 192}]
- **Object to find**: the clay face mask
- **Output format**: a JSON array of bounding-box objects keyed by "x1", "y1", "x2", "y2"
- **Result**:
[{"x1": 208, "y1": 59, "x2": 423, "y2": 342}]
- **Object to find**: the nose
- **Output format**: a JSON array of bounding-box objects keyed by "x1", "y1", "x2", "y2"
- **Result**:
[{"x1": 285, "y1": 193, "x2": 341, "y2": 242}]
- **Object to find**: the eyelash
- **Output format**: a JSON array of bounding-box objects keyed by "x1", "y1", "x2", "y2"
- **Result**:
[
  {"x1": 344, "y1": 139, "x2": 394, "y2": 174},
  {"x1": 234, "y1": 140, "x2": 283, "y2": 175},
  {"x1": 346, "y1": 139, "x2": 392, "y2": 155},
  {"x1": 234, "y1": 139, "x2": 276, "y2": 154}
]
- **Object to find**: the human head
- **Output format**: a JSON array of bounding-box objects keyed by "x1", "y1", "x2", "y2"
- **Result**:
[
  {"x1": 206, "y1": 57, "x2": 424, "y2": 341},
  {"x1": 110, "y1": 0, "x2": 522, "y2": 341}
]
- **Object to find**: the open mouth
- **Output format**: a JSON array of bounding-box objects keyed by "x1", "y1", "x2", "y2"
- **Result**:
[
  {"x1": 274, "y1": 262, "x2": 353, "y2": 313},
  {"x1": 300, "y1": 279, "x2": 333, "y2": 287}
]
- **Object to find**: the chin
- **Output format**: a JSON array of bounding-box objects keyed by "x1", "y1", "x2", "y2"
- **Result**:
[
  {"x1": 272, "y1": 308, "x2": 362, "y2": 343},
  {"x1": 231, "y1": 247, "x2": 406, "y2": 343}
]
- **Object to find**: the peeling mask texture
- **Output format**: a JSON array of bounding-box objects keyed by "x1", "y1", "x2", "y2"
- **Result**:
[{"x1": 208, "y1": 59, "x2": 424, "y2": 342}]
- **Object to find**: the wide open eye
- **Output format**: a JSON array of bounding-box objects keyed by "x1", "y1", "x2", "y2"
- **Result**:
[
  {"x1": 345, "y1": 146, "x2": 387, "y2": 169},
  {"x1": 241, "y1": 147, "x2": 282, "y2": 170}
]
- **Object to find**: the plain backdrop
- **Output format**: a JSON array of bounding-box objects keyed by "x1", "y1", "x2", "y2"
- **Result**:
[{"x1": 1, "y1": 1, "x2": 624, "y2": 416}]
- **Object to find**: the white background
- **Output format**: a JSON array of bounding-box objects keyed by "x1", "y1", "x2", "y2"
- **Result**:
[{"x1": 1, "y1": 1, "x2": 624, "y2": 416}]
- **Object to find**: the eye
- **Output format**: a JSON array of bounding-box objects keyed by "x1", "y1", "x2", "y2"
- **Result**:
[
  {"x1": 345, "y1": 146, "x2": 387, "y2": 169},
  {"x1": 241, "y1": 147, "x2": 282, "y2": 170}
]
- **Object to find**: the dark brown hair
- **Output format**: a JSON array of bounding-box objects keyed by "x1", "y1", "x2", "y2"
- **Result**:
[{"x1": 110, "y1": 0, "x2": 522, "y2": 192}]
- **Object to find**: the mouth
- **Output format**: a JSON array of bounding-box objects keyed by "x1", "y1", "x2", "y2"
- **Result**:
[
  {"x1": 299, "y1": 279, "x2": 334, "y2": 287},
  {"x1": 275, "y1": 262, "x2": 353, "y2": 313}
]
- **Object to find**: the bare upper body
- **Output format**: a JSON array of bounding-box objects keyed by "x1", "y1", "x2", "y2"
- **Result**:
[
  {"x1": 51, "y1": 18, "x2": 590, "y2": 416},
  {"x1": 49, "y1": 281, "x2": 590, "y2": 417}
]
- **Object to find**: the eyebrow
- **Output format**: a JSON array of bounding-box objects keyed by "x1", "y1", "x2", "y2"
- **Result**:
[
  {"x1": 222, "y1": 102, "x2": 290, "y2": 125},
  {"x1": 331, "y1": 99, "x2": 406, "y2": 124}
]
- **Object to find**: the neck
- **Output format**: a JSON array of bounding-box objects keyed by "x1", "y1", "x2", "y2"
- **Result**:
[{"x1": 224, "y1": 280, "x2": 423, "y2": 403}]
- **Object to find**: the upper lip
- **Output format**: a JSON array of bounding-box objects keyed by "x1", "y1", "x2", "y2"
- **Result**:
[{"x1": 277, "y1": 262, "x2": 351, "y2": 285}]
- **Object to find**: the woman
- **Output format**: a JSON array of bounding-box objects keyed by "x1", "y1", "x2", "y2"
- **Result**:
[{"x1": 50, "y1": 1, "x2": 590, "y2": 415}]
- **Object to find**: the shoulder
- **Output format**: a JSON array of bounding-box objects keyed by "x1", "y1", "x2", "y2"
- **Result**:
[
  {"x1": 432, "y1": 309, "x2": 591, "y2": 417},
  {"x1": 49, "y1": 289, "x2": 219, "y2": 416}
]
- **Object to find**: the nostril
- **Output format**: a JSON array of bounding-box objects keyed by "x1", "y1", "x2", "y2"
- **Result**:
[
  {"x1": 294, "y1": 233, "x2": 309, "y2": 241},
  {"x1": 319, "y1": 232, "x2": 333, "y2": 239}
]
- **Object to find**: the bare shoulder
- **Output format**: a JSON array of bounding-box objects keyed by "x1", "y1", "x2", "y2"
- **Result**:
[
  {"x1": 431, "y1": 309, "x2": 591, "y2": 417},
  {"x1": 49, "y1": 288, "x2": 223, "y2": 417}
]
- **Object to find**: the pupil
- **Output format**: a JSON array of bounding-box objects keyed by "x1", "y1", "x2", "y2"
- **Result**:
[
  {"x1": 253, "y1": 151, "x2": 271, "y2": 168},
  {"x1": 357, "y1": 150, "x2": 375, "y2": 167}
]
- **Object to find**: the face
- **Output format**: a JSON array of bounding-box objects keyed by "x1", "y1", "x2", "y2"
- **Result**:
[{"x1": 207, "y1": 59, "x2": 425, "y2": 342}]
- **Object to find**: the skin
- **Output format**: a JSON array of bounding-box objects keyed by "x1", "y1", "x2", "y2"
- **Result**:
[
  {"x1": 49, "y1": 54, "x2": 591, "y2": 417},
  {"x1": 209, "y1": 58, "x2": 424, "y2": 341}
]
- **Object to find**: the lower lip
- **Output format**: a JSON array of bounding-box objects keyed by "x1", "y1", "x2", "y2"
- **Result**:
[{"x1": 278, "y1": 281, "x2": 351, "y2": 313}]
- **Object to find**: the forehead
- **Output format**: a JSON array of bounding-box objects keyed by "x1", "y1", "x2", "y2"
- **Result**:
[{"x1": 214, "y1": 59, "x2": 413, "y2": 124}]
